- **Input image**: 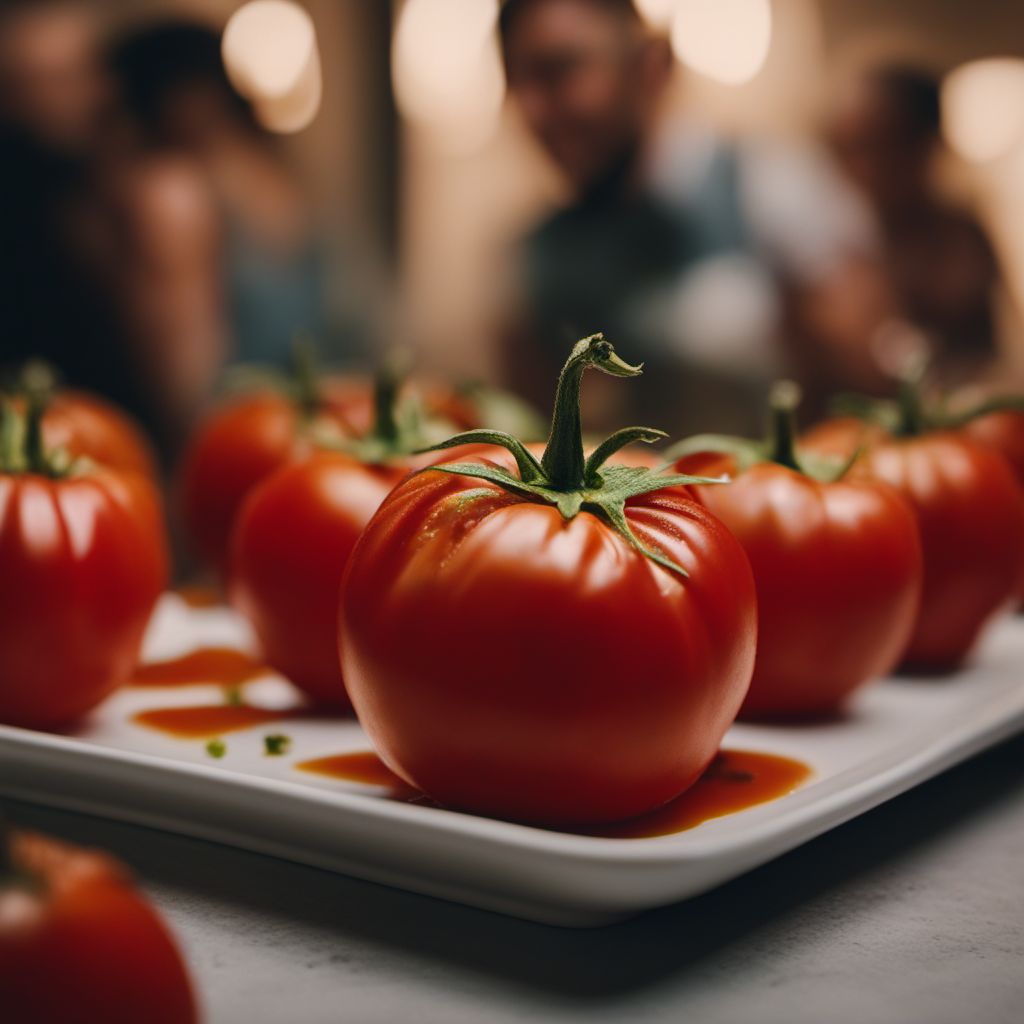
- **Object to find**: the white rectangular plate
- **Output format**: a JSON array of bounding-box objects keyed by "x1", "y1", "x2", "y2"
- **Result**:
[{"x1": 2, "y1": 595, "x2": 1023, "y2": 926}]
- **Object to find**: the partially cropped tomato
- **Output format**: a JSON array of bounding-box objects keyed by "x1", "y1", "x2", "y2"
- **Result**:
[
  {"x1": 1, "y1": 829, "x2": 197, "y2": 1024},
  {"x1": 672, "y1": 384, "x2": 923, "y2": 718},
  {"x1": 854, "y1": 432, "x2": 1024, "y2": 668},
  {"x1": 0, "y1": 401, "x2": 167, "y2": 729},
  {"x1": 340, "y1": 336, "x2": 757, "y2": 825},
  {"x1": 230, "y1": 452, "x2": 406, "y2": 707}
]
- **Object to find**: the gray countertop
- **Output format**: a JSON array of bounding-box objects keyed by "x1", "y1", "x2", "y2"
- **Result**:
[{"x1": 7, "y1": 733, "x2": 1024, "y2": 1024}]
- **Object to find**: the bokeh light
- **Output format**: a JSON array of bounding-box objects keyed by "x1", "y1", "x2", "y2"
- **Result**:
[
  {"x1": 942, "y1": 58, "x2": 1024, "y2": 164},
  {"x1": 633, "y1": 0, "x2": 677, "y2": 30},
  {"x1": 392, "y1": 0, "x2": 505, "y2": 154},
  {"x1": 671, "y1": 0, "x2": 773, "y2": 86},
  {"x1": 222, "y1": 0, "x2": 322, "y2": 133}
]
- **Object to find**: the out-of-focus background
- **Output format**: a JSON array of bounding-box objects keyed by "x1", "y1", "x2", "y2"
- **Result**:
[{"x1": 4, "y1": 0, "x2": 1024, "y2": 459}]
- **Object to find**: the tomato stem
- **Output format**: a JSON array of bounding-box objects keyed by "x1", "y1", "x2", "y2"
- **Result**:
[
  {"x1": 291, "y1": 335, "x2": 321, "y2": 419},
  {"x1": 371, "y1": 364, "x2": 400, "y2": 446},
  {"x1": 895, "y1": 371, "x2": 925, "y2": 437},
  {"x1": 766, "y1": 381, "x2": 803, "y2": 470},
  {"x1": 540, "y1": 334, "x2": 643, "y2": 490}
]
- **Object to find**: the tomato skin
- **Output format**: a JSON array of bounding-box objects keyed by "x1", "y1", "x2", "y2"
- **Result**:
[
  {"x1": 681, "y1": 458, "x2": 923, "y2": 717},
  {"x1": 229, "y1": 452, "x2": 405, "y2": 706},
  {"x1": 1, "y1": 831, "x2": 197, "y2": 1024},
  {"x1": 229, "y1": 444, "x2": 497, "y2": 705},
  {"x1": 0, "y1": 468, "x2": 168, "y2": 729},
  {"x1": 339, "y1": 453, "x2": 757, "y2": 826},
  {"x1": 178, "y1": 394, "x2": 305, "y2": 573},
  {"x1": 855, "y1": 433, "x2": 1024, "y2": 668},
  {"x1": 800, "y1": 416, "x2": 890, "y2": 461},
  {"x1": 43, "y1": 391, "x2": 158, "y2": 478},
  {"x1": 962, "y1": 411, "x2": 1024, "y2": 478}
]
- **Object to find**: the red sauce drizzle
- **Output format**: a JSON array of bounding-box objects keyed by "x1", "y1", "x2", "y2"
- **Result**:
[
  {"x1": 133, "y1": 704, "x2": 297, "y2": 738},
  {"x1": 130, "y1": 647, "x2": 266, "y2": 688},
  {"x1": 173, "y1": 585, "x2": 223, "y2": 609},
  {"x1": 295, "y1": 749, "x2": 811, "y2": 838}
]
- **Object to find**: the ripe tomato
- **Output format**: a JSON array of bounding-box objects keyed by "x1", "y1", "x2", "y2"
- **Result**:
[
  {"x1": 0, "y1": 403, "x2": 167, "y2": 728},
  {"x1": 230, "y1": 452, "x2": 406, "y2": 707},
  {"x1": 1, "y1": 829, "x2": 197, "y2": 1024},
  {"x1": 672, "y1": 386, "x2": 923, "y2": 717},
  {"x1": 854, "y1": 433, "x2": 1024, "y2": 668},
  {"x1": 179, "y1": 392, "x2": 312, "y2": 573},
  {"x1": 339, "y1": 336, "x2": 756, "y2": 825}
]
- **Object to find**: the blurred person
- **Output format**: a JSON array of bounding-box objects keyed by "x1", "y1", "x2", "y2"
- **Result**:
[
  {"x1": 498, "y1": 0, "x2": 893, "y2": 435},
  {"x1": 828, "y1": 65, "x2": 1005, "y2": 385},
  {"x1": 0, "y1": 0, "x2": 142, "y2": 424},
  {"x1": 105, "y1": 21, "x2": 341, "y2": 436}
]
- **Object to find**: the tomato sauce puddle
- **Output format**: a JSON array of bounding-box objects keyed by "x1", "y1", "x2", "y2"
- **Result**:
[
  {"x1": 296, "y1": 749, "x2": 810, "y2": 838},
  {"x1": 129, "y1": 647, "x2": 267, "y2": 688}
]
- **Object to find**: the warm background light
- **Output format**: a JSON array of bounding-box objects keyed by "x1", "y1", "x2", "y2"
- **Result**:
[
  {"x1": 632, "y1": 0, "x2": 677, "y2": 30},
  {"x1": 391, "y1": 0, "x2": 505, "y2": 153},
  {"x1": 941, "y1": 57, "x2": 1024, "y2": 164},
  {"x1": 222, "y1": 0, "x2": 322, "y2": 133},
  {"x1": 671, "y1": 0, "x2": 772, "y2": 85}
]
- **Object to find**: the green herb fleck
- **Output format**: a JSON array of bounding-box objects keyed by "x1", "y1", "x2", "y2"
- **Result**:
[
  {"x1": 223, "y1": 685, "x2": 244, "y2": 707},
  {"x1": 206, "y1": 738, "x2": 227, "y2": 759},
  {"x1": 264, "y1": 734, "x2": 292, "y2": 757}
]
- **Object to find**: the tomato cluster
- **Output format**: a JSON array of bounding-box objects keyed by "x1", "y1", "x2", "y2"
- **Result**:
[{"x1": 3, "y1": 343, "x2": 1024, "y2": 829}]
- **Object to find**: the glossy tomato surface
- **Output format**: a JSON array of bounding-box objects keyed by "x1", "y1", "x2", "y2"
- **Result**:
[
  {"x1": 1, "y1": 831, "x2": 197, "y2": 1024},
  {"x1": 178, "y1": 393, "x2": 306, "y2": 573},
  {"x1": 855, "y1": 433, "x2": 1024, "y2": 668},
  {"x1": 42, "y1": 391, "x2": 158, "y2": 478},
  {"x1": 230, "y1": 452, "x2": 406, "y2": 706},
  {"x1": 339, "y1": 452, "x2": 757, "y2": 826},
  {"x1": 800, "y1": 416, "x2": 890, "y2": 461},
  {"x1": 681, "y1": 457, "x2": 923, "y2": 717},
  {"x1": 963, "y1": 410, "x2": 1024, "y2": 478},
  {"x1": 0, "y1": 468, "x2": 168, "y2": 728}
]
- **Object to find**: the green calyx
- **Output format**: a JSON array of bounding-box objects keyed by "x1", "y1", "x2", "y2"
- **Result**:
[
  {"x1": 317, "y1": 357, "x2": 442, "y2": 465},
  {"x1": 0, "y1": 366, "x2": 76, "y2": 478},
  {"x1": 833, "y1": 358, "x2": 1024, "y2": 436},
  {"x1": 417, "y1": 334, "x2": 724, "y2": 577},
  {"x1": 664, "y1": 380, "x2": 855, "y2": 483}
]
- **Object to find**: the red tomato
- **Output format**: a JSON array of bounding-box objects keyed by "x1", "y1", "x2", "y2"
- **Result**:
[
  {"x1": 855, "y1": 433, "x2": 1024, "y2": 668},
  {"x1": 339, "y1": 444, "x2": 756, "y2": 825},
  {"x1": 230, "y1": 452, "x2": 406, "y2": 706},
  {"x1": 178, "y1": 393, "x2": 316, "y2": 573},
  {"x1": 0, "y1": 464, "x2": 168, "y2": 729},
  {"x1": 1, "y1": 830, "x2": 197, "y2": 1024},
  {"x1": 677, "y1": 453, "x2": 923, "y2": 717}
]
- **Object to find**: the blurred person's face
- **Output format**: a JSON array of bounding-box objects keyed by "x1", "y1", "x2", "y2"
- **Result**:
[
  {"x1": 502, "y1": 0, "x2": 668, "y2": 191},
  {"x1": 0, "y1": 2, "x2": 107, "y2": 151},
  {"x1": 828, "y1": 78, "x2": 933, "y2": 211}
]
